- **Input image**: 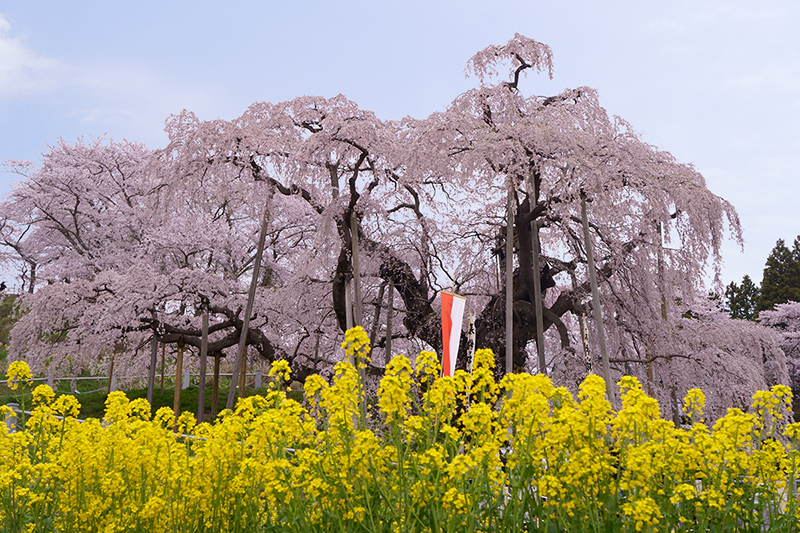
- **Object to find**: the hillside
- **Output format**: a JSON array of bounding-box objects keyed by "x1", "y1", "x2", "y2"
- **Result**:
[{"x1": 0, "y1": 294, "x2": 18, "y2": 362}]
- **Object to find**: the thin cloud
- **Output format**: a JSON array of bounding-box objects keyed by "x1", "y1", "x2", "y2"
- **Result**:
[
  {"x1": 0, "y1": 14, "x2": 67, "y2": 98},
  {"x1": 0, "y1": 14, "x2": 226, "y2": 148},
  {"x1": 65, "y1": 61, "x2": 229, "y2": 145}
]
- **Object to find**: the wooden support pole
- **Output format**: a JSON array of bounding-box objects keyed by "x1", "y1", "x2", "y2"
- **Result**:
[
  {"x1": 581, "y1": 194, "x2": 615, "y2": 405},
  {"x1": 159, "y1": 343, "x2": 166, "y2": 394},
  {"x1": 212, "y1": 355, "x2": 220, "y2": 417},
  {"x1": 531, "y1": 219, "x2": 546, "y2": 375},
  {"x1": 580, "y1": 312, "x2": 592, "y2": 373},
  {"x1": 344, "y1": 277, "x2": 354, "y2": 333},
  {"x1": 147, "y1": 311, "x2": 158, "y2": 406},
  {"x1": 239, "y1": 354, "x2": 247, "y2": 400},
  {"x1": 505, "y1": 189, "x2": 514, "y2": 375},
  {"x1": 648, "y1": 222, "x2": 669, "y2": 395},
  {"x1": 107, "y1": 340, "x2": 123, "y2": 395},
  {"x1": 369, "y1": 281, "x2": 386, "y2": 350},
  {"x1": 671, "y1": 384, "x2": 681, "y2": 426},
  {"x1": 351, "y1": 210, "x2": 363, "y2": 327},
  {"x1": 106, "y1": 350, "x2": 115, "y2": 396},
  {"x1": 173, "y1": 343, "x2": 184, "y2": 428},
  {"x1": 197, "y1": 302, "x2": 209, "y2": 422},
  {"x1": 227, "y1": 192, "x2": 271, "y2": 410},
  {"x1": 350, "y1": 211, "x2": 367, "y2": 428},
  {"x1": 312, "y1": 329, "x2": 321, "y2": 367},
  {"x1": 527, "y1": 170, "x2": 547, "y2": 375},
  {"x1": 385, "y1": 279, "x2": 394, "y2": 366}
]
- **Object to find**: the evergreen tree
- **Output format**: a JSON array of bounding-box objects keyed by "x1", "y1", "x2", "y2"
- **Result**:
[
  {"x1": 757, "y1": 237, "x2": 800, "y2": 312},
  {"x1": 724, "y1": 274, "x2": 761, "y2": 320}
]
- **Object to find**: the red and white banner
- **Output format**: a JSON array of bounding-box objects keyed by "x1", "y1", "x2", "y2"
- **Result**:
[{"x1": 441, "y1": 291, "x2": 466, "y2": 377}]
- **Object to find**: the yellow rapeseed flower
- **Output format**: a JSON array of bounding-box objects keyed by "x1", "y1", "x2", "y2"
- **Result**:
[
  {"x1": 0, "y1": 355, "x2": 797, "y2": 532},
  {"x1": 32, "y1": 384, "x2": 55, "y2": 406},
  {"x1": 269, "y1": 360, "x2": 292, "y2": 383},
  {"x1": 341, "y1": 326, "x2": 371, "y2": 368},
  {"x1": 52, "y1": 395, "x2": 81, "y2": 418},
  {"x1": 621, "y1": 496, "x2": 662, "y2": 531},
  {"x1": 378, "y1": 355, "x2": 413, "y2": 423},
  {"x1": 414, "y1": 350, "x2": 438, "y2": 385},
  {"x1": 682, "y1": 388, "x2": 705, "y2": 425},
  {"x1": 6, "y1": 360, "x2": 32, "y2": 391}
]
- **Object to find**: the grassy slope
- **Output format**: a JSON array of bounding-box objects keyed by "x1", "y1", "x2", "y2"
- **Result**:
[
  {"x1": 2, "y1": 378, "x2": 303, "y2": 422},
  {"x1": 0, "y1": 294, "x2": 17, "y2": 362}
]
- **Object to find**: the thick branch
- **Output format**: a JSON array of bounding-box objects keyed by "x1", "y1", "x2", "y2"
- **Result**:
[{"x1": 608, "y1": 353, "x2": 692, "y2": 365}]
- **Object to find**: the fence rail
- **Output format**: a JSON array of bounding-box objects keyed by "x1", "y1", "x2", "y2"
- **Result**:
[{"x1": 1, "y1": 370, "x2": 269, "y2": 393}]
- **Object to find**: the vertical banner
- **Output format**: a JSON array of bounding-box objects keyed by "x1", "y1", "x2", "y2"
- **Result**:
[
  {"x1": 466, "y1": 311, "x2": 476, "y2": 374},
  {"x1": 441, "y1": 291, "x2": 467, "y2": 377}
]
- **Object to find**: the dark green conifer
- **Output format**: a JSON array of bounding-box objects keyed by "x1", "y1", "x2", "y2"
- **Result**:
[
  {"x1": 757, "y1": 237, "x2": 800, "y2": 312},
  {"x1": 724, "y1": 274, "x2": 760, "y2": 320}
]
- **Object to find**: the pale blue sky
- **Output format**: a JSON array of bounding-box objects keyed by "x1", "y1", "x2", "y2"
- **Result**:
[{"x1": 1, "y1": 0, "x2": 798, "y2": 287}]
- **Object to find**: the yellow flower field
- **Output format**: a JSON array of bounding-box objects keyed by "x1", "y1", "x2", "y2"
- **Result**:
[{"x1": 2, "y1": 332, "x2": 799, "y2": 532}]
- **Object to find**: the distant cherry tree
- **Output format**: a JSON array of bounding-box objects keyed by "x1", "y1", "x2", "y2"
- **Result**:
[
  {"x1": 0, "y1": 139, "x2": 316, "y2": 379},
  {"x1": 761, "y1": 301, "x2": 800, "y2": 413}
]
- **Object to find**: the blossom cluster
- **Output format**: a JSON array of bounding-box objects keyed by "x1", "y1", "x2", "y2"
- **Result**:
[
  {"x1": 341, "y1": 326, "x2": 371, "y2": 369},
  {"x1": 2, "y1": 345, "x2": 799, "y2": 532},
  {"x1": 5, "y1": 360, "x2": 32, "y2": 391}
]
